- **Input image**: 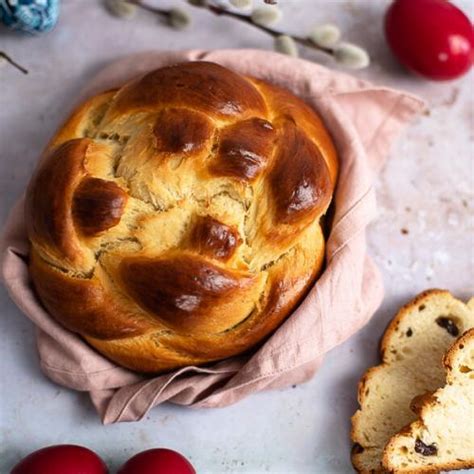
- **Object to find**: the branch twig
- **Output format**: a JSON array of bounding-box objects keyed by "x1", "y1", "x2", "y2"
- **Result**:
[
  {"x1": 126, "y1": 0, "x2": 170, "y2": 19},
  {"x1": 0, "y1": 52, "x2": 28, "y2": 74},
  {"x1": 206, "y1": 5, "x2": 333, "y2": 55},
  {"x1": 128, "y1": 0, "x2": 333, "y2": 56}
]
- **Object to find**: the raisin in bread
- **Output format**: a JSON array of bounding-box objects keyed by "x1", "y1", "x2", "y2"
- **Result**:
[
  {"x1": 351, "y1": 289, "x2": 474, "y2": 473},
  {"x1": 383, "y1": 328, "x2": 474, "y2": 473}
]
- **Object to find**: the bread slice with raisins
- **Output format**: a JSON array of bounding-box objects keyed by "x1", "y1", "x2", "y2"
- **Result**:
[
  {"x1": 383, "y1": 328, "x2": 474, "y2": 472},
  {"x1": 351, "y1": 289, "x2": 474, "y2": 473}
]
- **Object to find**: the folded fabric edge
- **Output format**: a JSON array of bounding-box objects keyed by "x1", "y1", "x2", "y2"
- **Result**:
[
  {"x1": 103, "y1": 364, "x2": 243, "y2": 423},
  {"x1": 335, "y1": 86, "x2": 426, "y2": 111},
  {"x1": 105, "y1": 356, "x2": 322, "y2": 423}
]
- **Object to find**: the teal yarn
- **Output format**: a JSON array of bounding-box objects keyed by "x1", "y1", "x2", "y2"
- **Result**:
[{"x1": 0, "y1": 0, "x2": 59, "y2": 33}]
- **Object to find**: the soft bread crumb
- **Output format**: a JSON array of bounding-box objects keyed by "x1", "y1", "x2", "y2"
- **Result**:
[
  {"x1": 383, "y1": 328, "x2": 474, "y2": 473},
  {"x1": 351, "y1": 289, "x2": 474, "y2": 473}
]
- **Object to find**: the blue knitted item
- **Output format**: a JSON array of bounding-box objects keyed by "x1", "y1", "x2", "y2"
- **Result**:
[{"x1": 0, "y1": 0, "x2": 59, "y2": 33}]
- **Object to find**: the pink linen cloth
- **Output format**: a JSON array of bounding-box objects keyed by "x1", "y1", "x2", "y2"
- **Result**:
[{"x1": 0, "y1": 49, "x2": 425, "y2": 424}]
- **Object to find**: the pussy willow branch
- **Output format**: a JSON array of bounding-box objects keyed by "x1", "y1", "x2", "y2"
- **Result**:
[
  {"x1": 128, "y1": 1, "x2": 333, "y2": 56},
  {"x1": 0, "y1": 52, "x2": 28, "y2": 74},
  {"x1": 205, "y1": 5, "x2": 333, "y2": 55}
]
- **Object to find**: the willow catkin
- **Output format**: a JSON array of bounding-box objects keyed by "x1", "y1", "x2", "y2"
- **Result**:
[
  {"x1": 334, "y1": 42, "x2": 370, "y2": 69},
  {"x1": 274, "y1": 35, "x2": 299, "y2": 58},
  {"x1": 308, "y1": 24, "x2": 341, "y2": 49}
]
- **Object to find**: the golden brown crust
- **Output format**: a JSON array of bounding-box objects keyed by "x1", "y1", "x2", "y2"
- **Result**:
[
  {"x1": 119, "y1": 253, "x2": 257, "y2": 333},
  {"x1": 442, "y1": 327, "x2": 474, "y2": 372},
  {"x1": 189, "y1": 216, "x2": 241, "y2": 261},
  {"x1": 26, "y1": 61, "x2": 338, "y2": 373},
  {"x1": 73, "y1": 177, "x2": 128, "y2": 236},
  {"x1": 30, "y1": 250, "x2": 154, "y2": 340},
  {"x1": 409, "y1": 392, "x2": 436, "y2": 416},
  {"x1": 26, "y1": 139, "x2": 91, "y2": 267},
  {"x1": 269, "y1": 120, "x2": 332, "y2": 224},
  {"x1": 210, "y1": 117, "x2": 276, "y2": 181},
  {"x1": 153, "y1": 108, "x2": 214, "y2": 156},
  {"x1": 251, "y1": 77, "x2": 338, "y2": 186},
  {"x1": 106, "y1": 61, "x2": 267, "y2": 121}
]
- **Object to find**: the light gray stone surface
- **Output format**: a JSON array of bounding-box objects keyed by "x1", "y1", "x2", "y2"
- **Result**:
[{"x1": 1, "y1": 1, "x2": 472, "y2": 472}]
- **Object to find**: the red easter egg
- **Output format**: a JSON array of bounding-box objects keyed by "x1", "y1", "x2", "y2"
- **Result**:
[
  {"x1": 385, "y1": 0, "x2": 474, "y2": 80},
  {"x1": 11, "y1": 445, "x2": 108, "y2": 474},
  {"x1": 118, "y1": 448, "x2": 196, "y2": 474}
]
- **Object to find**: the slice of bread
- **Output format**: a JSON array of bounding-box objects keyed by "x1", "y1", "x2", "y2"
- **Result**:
[
  {"x1": 351, "y1": 289, "x2": 474, "y2": 473},
  {"x1": 383, "y1": 328, "x2": 474, "y2": 473}
]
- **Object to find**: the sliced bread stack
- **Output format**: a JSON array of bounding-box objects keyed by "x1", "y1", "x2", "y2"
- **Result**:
[
  {"x1": 383, "y1": 328, "x2": 474, "y2": 472},
  {"x1": 351, "y1": 289, "x2": 474, "y2": 473}
]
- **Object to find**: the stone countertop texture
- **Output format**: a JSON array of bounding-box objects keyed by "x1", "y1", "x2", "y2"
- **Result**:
[{"x1": 0, "y1": 0, "x2": 472, "y2": 472}]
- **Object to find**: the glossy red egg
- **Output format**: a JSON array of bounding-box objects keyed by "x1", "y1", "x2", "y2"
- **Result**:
[
  {"x1": 118, "y1": 448, "x2": 196, "y2": 474},
  {"x1": 11, "y1": 445, "x2": 108, "y2": 474},
  {"x1": 385, "y1": 0, "x2": 474, "y2": 80}
]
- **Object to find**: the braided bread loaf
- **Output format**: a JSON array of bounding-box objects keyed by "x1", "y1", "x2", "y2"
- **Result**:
[{"x1": 26, "y1": 62, "x2": 338, "y2": 373}]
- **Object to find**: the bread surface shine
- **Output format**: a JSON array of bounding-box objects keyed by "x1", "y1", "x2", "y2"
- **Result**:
[{"x1": 26, "y1": 61, "x2": 338, "y2": 373}]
